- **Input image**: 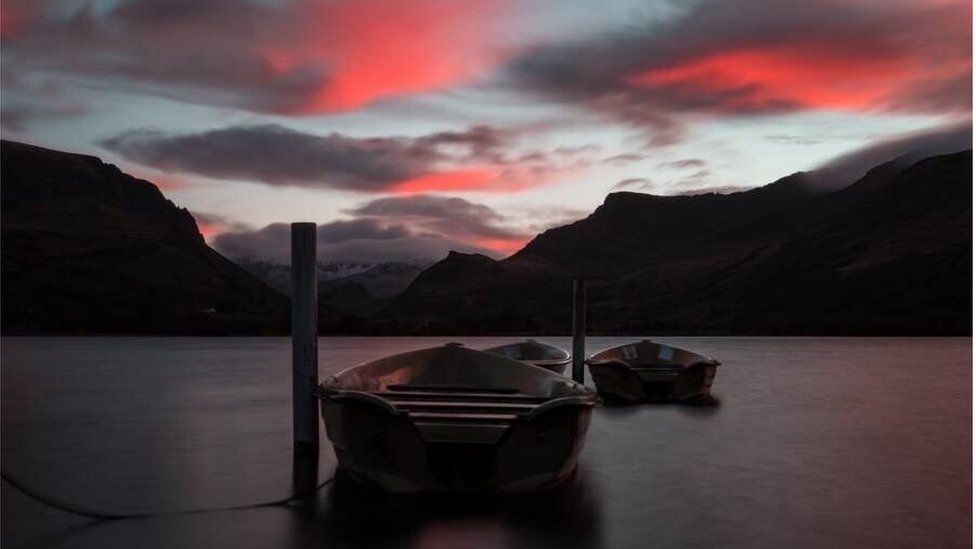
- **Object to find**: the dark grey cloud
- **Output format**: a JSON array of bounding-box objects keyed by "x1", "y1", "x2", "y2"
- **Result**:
[
  {"x1": 348, "y1": 195, "x2": 519, "y2": 241},
  {"x1": 675, "y1": 185, "x2": 753, "y2": 196},
  {"x1": 100, "y1": 123, "x2": 602, "y2": 192},
  {"x1": 683, "y1": 169, "x2": 710, "y2": 180},
  {"x1": 213, "y1": 219, "x2": 443, "y2": 264},
  {"x1": 316, "y1": 219, "x2": 410, "y2": 244},
  {"x1": 413, "y1": 125, "x2": 514, "y2": 163},
  {"x1": 602, "y1": 153, "x2": 646, "y2": 165},
  {"x1": 102, "y1": 125, "x2": 432, "y2": 191},
  {"x1": 2, "y1": 0, "x2": 323, "y2": 114},
  {"x1": 101, "y1": 124, "x2": 512, "y2": 191},
  {"x1": 658, "y1": 159, "x2": 706, "y2": 169},
  {"x1": 352, "y1": 195, "x2": 500, "y2": 219},
  {"x1": 612, "y1": 178, "x2": 654, "y2": 191},
  {"x1": 808, "y1": 119, "x2": 973, "y2": 189},
  {"x1": 212, "y1": 195, "x2": 532, "y2": 263}
]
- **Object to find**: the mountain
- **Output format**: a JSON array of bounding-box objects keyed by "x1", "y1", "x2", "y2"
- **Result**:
[
  {"x1": 331, "y1": 261, "x2": 429, "y2": 298},
  {"x1": 234, "y1": 257, "x2": 428, "y2": 297},
  {"x1": 230, "y1": 256, "x2": 428, "y2": 332},
  {"x1": 318, "y1": 261, "x2": 430, "y2": 333},
  {"x1": 1, "y1": 140, "x2": 288, "y2": 334},
  {"x1": 3, "y1": 139, "x2": 968, "y2": 336},
  {"x1": 381, "y1": 151, "x2": 972, "y2": 335}
]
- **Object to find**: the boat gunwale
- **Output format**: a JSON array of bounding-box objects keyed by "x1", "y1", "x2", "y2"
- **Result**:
[
  {"x1": 482, "y1": 340, "x2": 572, "y2": 368},
  {"x1": 586, "y1": 340, "x2": 721, "y2": 371},
  {"x1": 316, "y1": 386, "x2": 598, "y2": 419},
  {"x1": 323, "y1": 344, "x2": 593, "y2": 397}
]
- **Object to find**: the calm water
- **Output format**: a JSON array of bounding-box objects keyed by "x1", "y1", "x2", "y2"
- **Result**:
[{"x1": 1, "y1": 337, "x2": 970, "y2": 548}]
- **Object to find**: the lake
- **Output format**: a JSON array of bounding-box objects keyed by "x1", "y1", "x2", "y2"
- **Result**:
[{"x1": 1, "y1": 337, "x2": 971, "y2": 548}]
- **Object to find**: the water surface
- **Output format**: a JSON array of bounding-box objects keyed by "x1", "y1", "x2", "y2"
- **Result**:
[{"x1": 2, "y1": 337, "x2": 970, "y2": 548}]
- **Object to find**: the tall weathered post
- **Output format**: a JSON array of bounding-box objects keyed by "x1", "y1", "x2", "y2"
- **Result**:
[
  {"x1": 571, "y1": 277, "x2": 587, "y2": 385},
  {"x1": 291, "y1": 222, "x2": 319, "y2": 454}
]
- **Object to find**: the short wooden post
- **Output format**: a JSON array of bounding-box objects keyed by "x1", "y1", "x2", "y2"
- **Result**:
[
  {"x1": 291, "y1": 222, "x2": 319, "y2": 454},
  {"x1": 572, "y1": 277, "x2": 587, "y2": 384}
]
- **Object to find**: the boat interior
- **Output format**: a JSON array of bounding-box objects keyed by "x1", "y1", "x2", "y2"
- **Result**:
[
  {"x1": 482, "y1": 340, "x2": 571, "y2": 370},
  {"x1": 588, "y1": 340, "x2": 718, "y2": 373},
  {"x1": 320, "y1": 344, "x2": 595, "y2": 444}
]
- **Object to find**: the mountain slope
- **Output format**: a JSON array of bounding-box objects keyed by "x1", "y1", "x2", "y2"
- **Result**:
[
  {"x1": 721, "y1": 151, "x2": 972, "y2": 334},
  {"x1": 1, "y1": 140, "x2": 288, "y2": 334},
  {"x1": 385, "y1": 151, "x2": 972, "y2": 335},
  {"x1": 234, "y1": 256, "x2": 428, "y2": 298},
  {"x1": 513, "y1": 171, "x2": 820, "y2": 275}
]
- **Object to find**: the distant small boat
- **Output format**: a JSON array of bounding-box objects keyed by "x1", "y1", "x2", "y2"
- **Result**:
[
  {"x1": 482, "y1": 340, "x2": 572, "y2": 374},
  {"x1": 586, "y1": 340, "x2": 720, "y2": 403},
  {"x1": 318, "y1": 343, "x2": 598, "y2": 493}
]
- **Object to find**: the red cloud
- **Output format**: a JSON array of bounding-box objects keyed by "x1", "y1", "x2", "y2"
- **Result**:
[
  {"x1": 0, "y1": 1, "x2": 43, "y2": 40},
  {"x1": 475, "y1": 236, "x2": 529, "y2": 256},
  {"x1": 0, "y1": 5, "x2": 14, "y2": 37},
  {"x1": 195, "y1": 221, "x2": 220, "y2": 241},
  {"x1": 125, "y1": 166, "x2": 188, "y2": 191},
  {"x1": 628, "y1": 46, "x2": 916, "y2": 111},
  {"x1": 508, "y1": 0, "x2": 972, "y2": 139},
  {"x1": 389, "y1": 168, "x2": 500, "y2": 194},
  {"x1": 388, "y1": 161, "x2": 587, "y2": 194},
  {"x1": 274, "y1": 0, "x2": 511, "y2": 112}
]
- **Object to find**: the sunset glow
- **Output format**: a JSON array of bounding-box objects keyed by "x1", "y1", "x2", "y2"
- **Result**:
[
  {"x1": 389, "y1": 169, "x2": 501, "y2": 194},
  {"x1": 0, "y1": 0, "x2": 969, "y2": 262},
  {"x1": 286, "y1": 0, "x2": 510, "y2": 112},
  {"x1": 475, "y1": 236, "x2": 530, "y2": 255},
  {"x1": 629, "y1": 47, "x2": 917, "y2": 111}
]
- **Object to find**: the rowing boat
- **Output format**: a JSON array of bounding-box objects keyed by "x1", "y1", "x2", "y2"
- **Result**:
[
  {"x1": 586, "y1": 340, "x2": 719, "y2": 403},
  {"x1": 318, "y1": 343, "x2": 598, "y2": 492}
]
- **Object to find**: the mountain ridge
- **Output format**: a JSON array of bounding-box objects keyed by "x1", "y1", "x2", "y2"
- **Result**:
[
  {"x1": 1, "y1": 140, "x2": 288, "y2": 334},
  {"x1": 0, "y1": 139, "x2": 969, "y2": 335},
  {"x1": 374, "y1": 150, "x2": 971, "y2": 335}
]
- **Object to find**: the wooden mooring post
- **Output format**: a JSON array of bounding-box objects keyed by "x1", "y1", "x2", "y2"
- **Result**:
[
  {"x1": 572, "y1": 277, "x2": 587, "y2": 385},
  {"x1": 291, "y1": 222, "x2": 319, "y2": 454}
]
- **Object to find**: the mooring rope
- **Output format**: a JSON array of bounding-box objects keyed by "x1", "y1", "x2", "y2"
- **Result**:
[
  {"x1": 0, "y1": 469, "x2": 336, "y2": 521},
  {"x1": 2, "y1": 423, "x2": 387, "y2": 522},
  {"x1": 2, "y1": 393, "x2": 402, "y2": 523}
]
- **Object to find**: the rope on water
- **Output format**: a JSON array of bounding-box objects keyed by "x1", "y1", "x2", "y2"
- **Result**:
[
  {"x1": 0, "y1": 468, "x2": 335, "y2": 521},
  {"x1": 4, "y1": 406, "x2": 386, "y2": 521}
]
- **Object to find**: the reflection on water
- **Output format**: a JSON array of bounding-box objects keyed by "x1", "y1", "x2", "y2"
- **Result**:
[
  {"x1": 306, "y1": 469, "x2": 600, "y2": 548},
  {"x1": 1, "y1": 337, "x2": 971, "y2": 548}
]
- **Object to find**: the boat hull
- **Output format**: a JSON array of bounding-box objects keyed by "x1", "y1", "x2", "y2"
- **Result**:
[
  {"x1": 321, "y1": 398, "x2": 592, "y2": 493},
  {"x1": 587, "y1": 340, "x2": 720, "y2": 403},
  {"x1": 589, "y1": 362, "x2": 717, "y2": 403}
]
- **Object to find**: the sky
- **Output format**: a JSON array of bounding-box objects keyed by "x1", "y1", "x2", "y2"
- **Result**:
[{"x1": 1, "y1": 0, "x2": 972, "y2": 263}]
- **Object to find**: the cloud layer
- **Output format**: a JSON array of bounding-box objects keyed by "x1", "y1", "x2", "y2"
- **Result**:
[
  {"x1": 2, "y1": 0, "x2": 510, "y2": 114},
  {"x1": 8, "y1": 0, "x2": 966, "y2": 133},
  {"x1": 808, "y1": 119, "x2": 974, "y2": 188},
  {"x1": 102, "y1": 123, "x2": 596, "y2": 193},
  {"x1": 503, "y1": 0, "x2": 971, "y2": 141},
  {"x1": 3, "y1": 0, "x2": 970, "y2": 229},
  {"x1": 212, "y1": 194, "x2": 534, "y2": 263}
]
